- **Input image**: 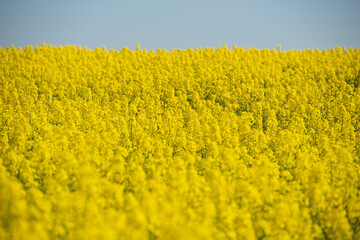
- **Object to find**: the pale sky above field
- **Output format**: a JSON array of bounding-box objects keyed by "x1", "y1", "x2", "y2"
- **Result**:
[{"x1": 0, "y1": 0, "x2": 359, "y2": 51}]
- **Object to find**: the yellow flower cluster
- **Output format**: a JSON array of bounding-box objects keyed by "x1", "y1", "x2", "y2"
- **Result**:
[{"x1": 1, "y1": 44, "x2": 360, "y2": 239}]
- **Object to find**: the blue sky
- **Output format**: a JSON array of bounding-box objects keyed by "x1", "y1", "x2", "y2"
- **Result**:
[{"x1": 0, "y1": 0, "x2": 359, "y2": 51}]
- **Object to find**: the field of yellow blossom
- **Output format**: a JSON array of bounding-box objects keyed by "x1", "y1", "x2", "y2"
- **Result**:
[{"x1": 0, "y1": 44, "x2": 359, "y2": 239}]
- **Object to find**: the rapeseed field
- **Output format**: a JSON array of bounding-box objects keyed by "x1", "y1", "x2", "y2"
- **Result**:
[{"x1": 0, "y1": 44, "x2": 359, "y2": 239}]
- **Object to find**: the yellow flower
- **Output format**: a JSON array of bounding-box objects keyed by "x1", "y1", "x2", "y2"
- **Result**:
[{"x1": 0, "y1": 44, "x2": 359, "y2": 239}]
